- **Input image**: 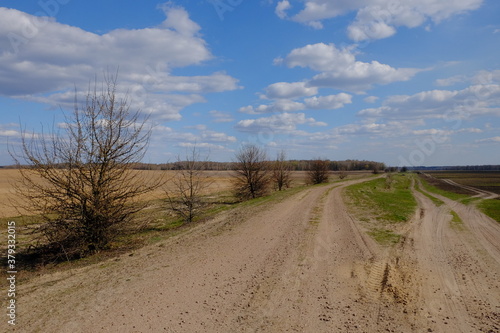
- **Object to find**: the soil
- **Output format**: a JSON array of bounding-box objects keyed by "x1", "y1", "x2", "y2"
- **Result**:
[{"x1": 3, "y1": 177, "x2": 500, "y2": 332}]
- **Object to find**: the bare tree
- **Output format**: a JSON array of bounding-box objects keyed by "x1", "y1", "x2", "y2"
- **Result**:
[
  {"x1": 338, "y1": 167, "x2": 348, "y2": 180},
  {"x1": 272, "y1": 150, "x2": 291, "y2": 191},
  {"x1": 10, "y1": 74, "x2": 159, "y2": 257},
  {"x1": 307, "y1": 159, "x2": 330, "y2": 185},
  {"x1": 233, "y1": 144, "x2": 270, "y2": 200},
  {"x1": 166, "y1": 146, "x2": 212, "y2": 223}
]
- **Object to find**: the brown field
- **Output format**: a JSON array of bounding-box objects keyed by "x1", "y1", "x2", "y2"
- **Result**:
[
  {"x1": 0, "y1": 169, "x2": 369, "y2": 218},
  {"x1": 425, "y1": 170, "x2": 500, "y2": 195},
  {"x1": 0, "y1": 169, "x2": 235, "y2": 219}
]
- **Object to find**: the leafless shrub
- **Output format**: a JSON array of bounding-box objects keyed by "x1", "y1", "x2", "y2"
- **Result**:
[
  {"x1": 232, "y1": 144, "x2": 270, "y2": 200},
  {"x1": 307, "y1": 159, "x2": 330, "y2": 185},
  {"x1": 338, "y1": 168, "x2": 348, "y2": 180},
  {"x1": 272, "y1": 150, "x2": 291, "y2": 191},
  {"x1": 10, "y1": 74, "x2": 160, "y2": 258},
  {"x1": 166, "y1": 146, "x2": 212, "y2": 223}
]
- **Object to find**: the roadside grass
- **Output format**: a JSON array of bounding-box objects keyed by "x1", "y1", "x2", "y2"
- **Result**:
[
  {"x1": 418, "y1": 175, "x2": 472, "y2": 202},
  {"x1": 477, "y1": 199, "x2": 500, "y2": 223},
  {"x1": 450, "y1": 210, "x2": 465, "y2": 230},
  {"x1": 418, "y1": 175, "x2": 499, "y2": 223},
  {"x1": 345, "y1": 173, "x2": 417, "y2": 246}
]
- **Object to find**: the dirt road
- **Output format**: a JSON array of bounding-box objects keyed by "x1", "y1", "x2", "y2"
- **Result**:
[{"x1": 6, "y1": 177, "x2": 500, "y2": 332}]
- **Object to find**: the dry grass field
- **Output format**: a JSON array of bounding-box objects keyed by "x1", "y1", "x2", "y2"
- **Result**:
[
  {"x1": 0, "y1": 169, "x2": 234, "y2": 219},
  {"x1": 0, "y1": 169, "x2": 369, "y2": 219}
]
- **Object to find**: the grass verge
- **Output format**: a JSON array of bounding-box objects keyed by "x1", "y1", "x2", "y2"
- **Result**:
[
  {"x1": 419, "y1": 174, "x2": 500, "y2": 223},
  {"x1": 345, "y1": 174, "x2": 417, "y2": 246},
  {"x1": 418, "y1": 175, "x2": 472, "y2": 202},
  {"x1": 477, "y1": 199, "x2": 500, "y2": 223}
]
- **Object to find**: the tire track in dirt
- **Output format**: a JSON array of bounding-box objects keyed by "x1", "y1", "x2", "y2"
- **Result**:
[
  {"x1": 8, "y1": 175, "x2": 500, "y2": 333},
  {"x1": 403, "y1": 185, "x2": 500, "y2": 332}
]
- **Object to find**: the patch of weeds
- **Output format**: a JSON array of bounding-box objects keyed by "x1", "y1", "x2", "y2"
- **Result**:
[
  {"x1": 346, "y1": 175, "x2": 416, "y2": 224},
  {"x1": 367, "y1": 229, "x2": 401, "y2": 246},
  {"x1": 450, "y1": 210, "x2": 465, "y2": 230},
  {"x1": 345, "y1": 174, "x2": 417, "y2": 246}
]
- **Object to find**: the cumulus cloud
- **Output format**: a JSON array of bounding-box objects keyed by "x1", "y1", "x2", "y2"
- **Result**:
[
  {"x1": 304, "y1": 93, "x2": 352, "y2": 109},
  {"x1": 277, "y1": 0, "x2": 483, "y2": 40},
  {"x1": 150, "y1": 124, "x2": 236, "y2": 151},
  {"x1": 236, "y1": 113, "x2": 327, "y2": 134},
  {"x1": 364, "y1": 96, "x2": 379, "y2": 103},
  {"x1": 240, "y1": 93, "x2": 351, "y2": 114},
  {"x1": 435, "y1": 75, "x2": 468, "y2": 87},
  {"x1": 278, "y1": 43, "x2": 421, "y2": 92},
  {"x1": 358, "y1": 84, "x2": 500, "y2": 119},
  {"x1": 239, "y1": 100, "x2": 305, "y2": 114},
  {"x1": 0, "y1": 5, "x2": 239, "y2": 120},
  {"x1": 275, "y1": 0, "x2": 291, "y2": 19},
  {"x1": 263, "y1": 82, "x2": 318, "y2": 99}
]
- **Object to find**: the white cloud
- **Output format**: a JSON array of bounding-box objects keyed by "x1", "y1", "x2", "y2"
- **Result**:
[
  {"x1": 209, "y1": 110, "x2": 234, "y2": 123},
  {"x1": 458, "y1": 128, "x2": 483, "y2": 133},
  {"x1": 304, "y1": 93, "x2": 353, "y2": 109},
  {"x1": 150, "y1": 124, "x2": 236, "y2": 152},
  {"x1": 435, "y1": 75, "x2": 467, "y2": 86},
  {"x1": 280, "y1": 43, "x2": 355, "y2": 72},
  {"x1": 278, "y1": 0, "x2": 484, "y2": 41},
  {"x1": 278, "y1": 43, "x2": 421, "y2": 92},
  {"x1": 239, "y1": 99, "x2": 305, "y2": 114},
  {"x1": 364, "y1": 96, "x2": 379, "y2": 103},
  {"x1": 0, "y1": 6, "x2": 239, "y2": 120},
  {"x1": 263, "y1": 82, "x2": 318, "y2": 99},
  {"x1": 275, "y1": 0, "x2": 291, "y2": 19},
  {"x1": 240, "y1": 92, "x2": 351, "y2": 114},
  {"x1": 359, "y1": 84, "x2": 500, "y2": 119},
  {"x1": 0, "y1": 123, "x2": 22, "y2": 138},
  {"x1": 476, "y1": 136, "x2": 500, "y2": 143},
  {"x1": 236, "y1": 113, "x2": 326, "y2": 133},
  {"x1": 412, "y1": 129, "x2": 453, "y2": 136},
  {"x1": 200, "y1": 130, "x2": 237, "y2": 143},
  {"x1": 178, "y1": 142, "x2": 228, "y2": 150}
]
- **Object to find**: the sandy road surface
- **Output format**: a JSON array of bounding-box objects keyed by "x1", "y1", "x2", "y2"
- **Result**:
[
  {"x1": 395, "y1": 184, "x2": 500, "y2": 332},
  {"x1": 4, "y1": 177, "x2": 500, "y2": 332}
]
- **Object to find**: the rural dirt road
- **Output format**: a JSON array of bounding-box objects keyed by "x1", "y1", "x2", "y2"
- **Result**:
[{"x1": 5, "y1": 177, "x2": 500, "y2": 332}]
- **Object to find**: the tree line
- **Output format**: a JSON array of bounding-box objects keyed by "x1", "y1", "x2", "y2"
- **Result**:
[{"x1": 131, "y1": 159, "x2": 386, "y2": 172}]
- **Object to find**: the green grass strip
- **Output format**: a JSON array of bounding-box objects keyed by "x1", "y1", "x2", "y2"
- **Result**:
[
  {"x1": 415, "y1": 181, "x2": 444, "y2": 206},
  {"x1": 477, "y1": 199, "x2": 500, "y2": 223}
]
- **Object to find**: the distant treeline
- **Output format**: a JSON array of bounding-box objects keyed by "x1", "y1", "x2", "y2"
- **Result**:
[
  {"x1": 131, "y1": 159, "x2": 387, "y2": 172},
  {"x1": 411, "y1": 165, "x2": 500, "y2": 171},
  {"x1": 5, "y1": 162, "x2": 499, "y2": 172}
]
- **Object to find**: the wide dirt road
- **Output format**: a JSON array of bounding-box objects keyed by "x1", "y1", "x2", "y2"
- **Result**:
[{"x1": 7, "y1": 177, "x2": 500, "y2": 332}]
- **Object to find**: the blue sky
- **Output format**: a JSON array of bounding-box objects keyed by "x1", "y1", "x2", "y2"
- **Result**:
[{"x1": 0, "y1": 0, "x2": 499, "y2": 166}]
